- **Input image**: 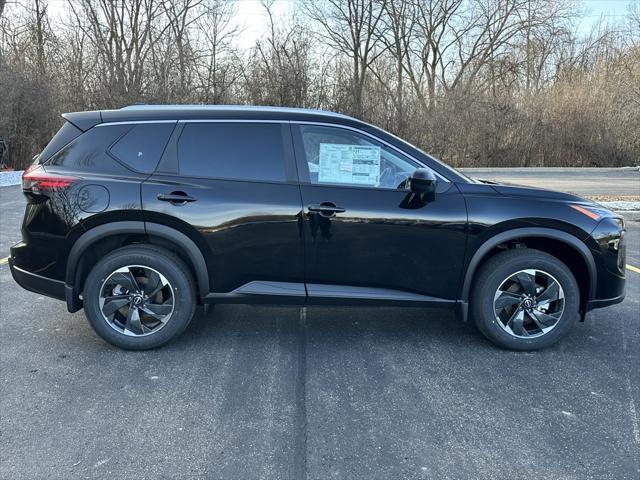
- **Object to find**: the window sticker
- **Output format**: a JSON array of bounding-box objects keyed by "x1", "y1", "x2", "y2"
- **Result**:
[{"x1": 317, "y1": 144, "x2": 381, "y2": 186}]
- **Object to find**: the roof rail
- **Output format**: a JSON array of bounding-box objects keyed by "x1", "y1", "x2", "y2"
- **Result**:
[
  {"x1": 120, "y1": 103, "x2": 148, "y2": 110},
  {"x1": 116, "y1": 104, "x2": 356, "y2": 120}
]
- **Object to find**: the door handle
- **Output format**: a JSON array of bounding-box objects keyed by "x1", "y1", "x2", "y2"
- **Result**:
[
  {"x1": 157, "y1": 191, "x2": 197, "y2": 205},
  {"x1": 308, "y1": 203, "x2": 346, "y2": 217}
]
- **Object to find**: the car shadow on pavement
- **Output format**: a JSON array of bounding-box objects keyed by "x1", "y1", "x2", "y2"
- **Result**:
[{"x1": 175, "y1": 304, "x2": 483, "y2": 353}]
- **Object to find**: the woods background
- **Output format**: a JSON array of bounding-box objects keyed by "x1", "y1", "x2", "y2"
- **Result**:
[{"x1": 1, "y1": 0, "x2": 639, "y2": 171}]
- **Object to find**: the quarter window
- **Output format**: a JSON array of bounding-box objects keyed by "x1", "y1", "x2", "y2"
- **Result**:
[
  {"x1": 40, "y1": 121, "x2": 82, "y2": 164},
  {"x1": 49, "y1": 125, "x2": 131, "y2": 170},
  {"x1": 109, "y1": 123, "x2": 175, "y2": 173},
  {"x1": 298, "y1": 125, "x2": 418, "y2": 189},
  {"x1": 177, "y1": 123, "x2": 287, "y2": 182}
]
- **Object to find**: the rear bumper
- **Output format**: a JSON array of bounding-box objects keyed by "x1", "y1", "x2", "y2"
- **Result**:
[{"x1": 9, "y1": 257, "x2": 66, "y2": 301}]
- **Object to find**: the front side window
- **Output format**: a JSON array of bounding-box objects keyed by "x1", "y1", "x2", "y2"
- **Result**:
[
  {"x1": 177, "y1": 123, "x2": 287, "y2": 182},
  {"x1": 298, "y1": 125, "x2": 418, "y2": 189}
]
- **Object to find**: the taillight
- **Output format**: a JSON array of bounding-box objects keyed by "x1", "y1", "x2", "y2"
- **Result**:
[{"x1": 22, "y1": 165, "x2": 76, "y2": 193}]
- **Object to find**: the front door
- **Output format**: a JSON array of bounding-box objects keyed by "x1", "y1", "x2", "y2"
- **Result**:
[{"x1": 292, "y1": 123, "x2": 468, "y2": 302}]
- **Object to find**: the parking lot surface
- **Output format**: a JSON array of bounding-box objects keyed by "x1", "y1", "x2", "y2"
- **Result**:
[
  {"x1": 460, "y1": 167, "x2": 640, "y2": 198},
  {"x1": 1, "y1": 184, "x2": 639, "y2": 480}
]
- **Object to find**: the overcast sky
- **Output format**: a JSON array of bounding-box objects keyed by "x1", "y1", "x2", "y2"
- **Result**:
[
  {"x1": 204, "y1": 0, "x2": 637, "y2": 42},
  {"x1": 10, "y1": 0, "x2": 639, "y2": 50}
]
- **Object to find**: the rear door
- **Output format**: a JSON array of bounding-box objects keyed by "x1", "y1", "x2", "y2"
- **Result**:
[{"x1": 141, "y1": 120, "x2": 306, "y2": 297}]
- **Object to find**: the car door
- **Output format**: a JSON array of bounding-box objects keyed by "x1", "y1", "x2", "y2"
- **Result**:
[
  {"x1": 142, "y1": 120, "x2": 306, "y2": 297},
  {"x1": 292, "y1": 123, "x2": 468, "y2": 303}
]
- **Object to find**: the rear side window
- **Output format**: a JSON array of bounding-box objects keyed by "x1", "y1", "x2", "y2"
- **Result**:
[
  {"x1": 40, "y1": 121, "x2": 82, "y2": 163},
  {"x1": 109, "y1": 123, "x2": 175, "y2": 173},
  {"x1": 48, "y1": 125, "x2": 130, "y2": 169},
  {"x1": 177, "y1": 123, "x2": 286, "y2": 182}
]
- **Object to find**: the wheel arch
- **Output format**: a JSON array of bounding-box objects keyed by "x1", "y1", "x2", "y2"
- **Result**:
[
  {"x1": 460, "y1": 227, "x2": 596, "y2": 307},
  {"x1": 65, "y1": 221, "x2": 210, "y2": 311}
]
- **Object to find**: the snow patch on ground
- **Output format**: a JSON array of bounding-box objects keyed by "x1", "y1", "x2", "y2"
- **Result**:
[
  {"x1": 0, "y1": 171, "x2": 23, "y2": 187},
  {"x1": 600, "y1": 201, "x2": 640, "y2": 211}
]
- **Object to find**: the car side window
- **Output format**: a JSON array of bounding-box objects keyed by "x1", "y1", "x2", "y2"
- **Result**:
[
  {"x1": 109, "y1": 123, "x2": 175, "y2": 174},
  {"x1": 177, "y1": 122, "x2": 287, "y2": 182},
  {"x1": 48, "y1": 124, "x2": 131, "y2": 171},
  {"x1": 298, "y1": 125, "x2": 418, "y2": 189}
]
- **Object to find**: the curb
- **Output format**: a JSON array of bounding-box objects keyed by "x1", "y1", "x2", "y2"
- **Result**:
[
  {"x1": 0, "y1": 170, "x2": 23, "y2": 187},
  {"x1": 620, "y1": 211, "x2": 640, "y2": 222}
]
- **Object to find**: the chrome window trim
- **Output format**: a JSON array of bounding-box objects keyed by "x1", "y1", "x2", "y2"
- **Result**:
[
  {"x1": 96, "y1": 120, "x2": 178, "y2": 127},
  {"x1": 96, "y1": 118, "x2": 450, "y2": 182}
]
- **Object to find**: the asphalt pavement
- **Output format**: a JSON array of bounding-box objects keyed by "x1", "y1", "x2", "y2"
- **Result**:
[
  {"x1": 1, "y1": 184, "x2": 639, "y2": 480},
  {"x1": 460, "y1": 167, "x2": 640, "y2": 197}
]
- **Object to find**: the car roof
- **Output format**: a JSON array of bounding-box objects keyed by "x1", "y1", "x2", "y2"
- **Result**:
[{"x1": 101, "y1": 104, "x2": 361, "y2": 125}]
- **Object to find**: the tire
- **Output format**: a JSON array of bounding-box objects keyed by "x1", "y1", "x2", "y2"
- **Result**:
[
  {"x1": 83, "y1": 244, "x2": 196, "y2": 350},
  {"x1": 471, "y1": 248, "x2": 580, "y2": 351}
]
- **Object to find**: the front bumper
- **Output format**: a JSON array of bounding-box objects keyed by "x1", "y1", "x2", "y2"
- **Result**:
[
  {"x1": 586, "y1": 291, "x2": 626, "y2": 311},
  {"x1": 588, "y1": 216, "x2": 627, "y2": 304}
]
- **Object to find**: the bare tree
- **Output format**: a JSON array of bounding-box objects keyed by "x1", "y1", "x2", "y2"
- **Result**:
[
  {"x1": 0, "y1": 0, "x2": 639, "y2": 169},
  {"x1": 303, "y1": 0, "x2": 387, "y2": 117},
  {"x1": 68, "y1": 0, "x2": 169, "y2": 105},
  {"x1": 373, "y1": 0, "x2": 415, "y2": 130},
  {"x1": 161, "y1": 0, "x2": 204, "y2": 101},
  {"x1": 245, "y1": 0, "x2": 313, "y2": 107},
  {"x1": 32, "y1": 0, "x2": 48, "y2": 76},
  {"x1": 196, "y1": 0, "x2": 241, "y2": 103}
]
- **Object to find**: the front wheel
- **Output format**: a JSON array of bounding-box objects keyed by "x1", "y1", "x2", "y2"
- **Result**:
[
  {"x1": 83, "y1": 245, "x2": 196, "y2": 350},
  {"x1": 471, "y1": 249, "x2": 580, "y2": 350}
]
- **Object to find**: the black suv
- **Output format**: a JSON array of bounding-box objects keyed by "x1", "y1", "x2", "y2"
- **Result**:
[{"x1": 9, "y1": 105, "x2": 626, "y2": 350}]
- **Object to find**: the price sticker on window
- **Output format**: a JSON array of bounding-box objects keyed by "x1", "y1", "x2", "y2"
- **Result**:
[{"x1": 318, "y1": 144, "x2": 381, "y2": 186}]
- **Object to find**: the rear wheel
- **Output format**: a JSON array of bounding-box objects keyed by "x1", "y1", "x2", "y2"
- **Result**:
[
  {"x1": 83, "y1": 245, "x2": 196, "y2": 350},
  {"x1": 471, "y1": 248, "x2": 580, "y2": 350}
]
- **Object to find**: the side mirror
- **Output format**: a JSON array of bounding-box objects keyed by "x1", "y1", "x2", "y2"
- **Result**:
[{"x1": 408, "y1": 168, "x2": 437, "y2": 195}]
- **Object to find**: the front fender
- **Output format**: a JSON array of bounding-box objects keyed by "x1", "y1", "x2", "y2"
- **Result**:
[{"x1": 459, "y1": 227, "x2": 597, "y2": 304}]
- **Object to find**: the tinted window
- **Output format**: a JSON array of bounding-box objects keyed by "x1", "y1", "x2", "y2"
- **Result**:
[
  {"x1": 298, "y1": 125, "x2": 418, "y2": 189},
  {"x1": 109, "y1": 123, "x2": 175, "y2": 173},
  {"x1": 40, "y1": 121, "x2": 82, "y2": 163},
  {"x1": 48, "y1": 125, "x2": 130, "y2": 171},
  {"x1": 178, "y1": 123, "x2": 286, "y2": 182}
]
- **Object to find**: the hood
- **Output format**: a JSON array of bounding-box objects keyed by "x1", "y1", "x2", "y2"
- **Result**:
[
  {"x1": 488, "y1": 183, "x2": 589, "y2": 203},
  {"x1": 477, "y1": 180, "x2": 621, "y2": 220}
]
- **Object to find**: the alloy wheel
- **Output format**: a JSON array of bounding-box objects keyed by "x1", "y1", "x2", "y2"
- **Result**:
[
  {"x1": 98, "y1": 265, "x2": 174, "y2": 336},
  {"x1": 493, "y1": 269, "x2": 565, "y2": 339}
]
